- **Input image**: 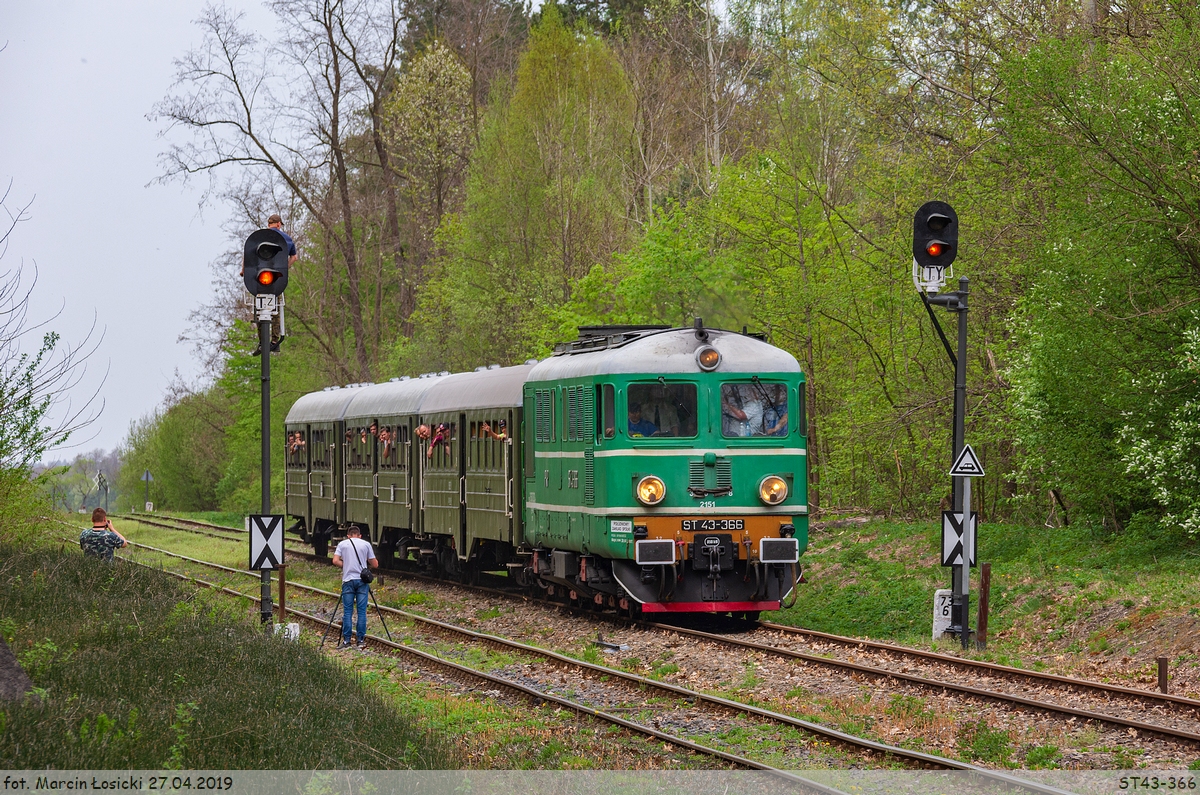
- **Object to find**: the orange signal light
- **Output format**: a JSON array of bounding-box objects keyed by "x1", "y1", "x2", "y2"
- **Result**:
[
  {"x1": 257, "y1": 270, "x2": 277, "y2": 286},
  {"x1": 926, "y1": 241, "x2": 945, "y2": 258}
]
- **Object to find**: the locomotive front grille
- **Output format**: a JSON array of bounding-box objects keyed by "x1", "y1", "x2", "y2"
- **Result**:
[{"x1": 688, "y1": 457, "x2": 732, "y2": 497}]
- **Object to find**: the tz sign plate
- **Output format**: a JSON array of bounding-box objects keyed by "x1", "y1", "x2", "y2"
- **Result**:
[{"x1": 254, "y1": 295, "x2": 279, "y2": 313}]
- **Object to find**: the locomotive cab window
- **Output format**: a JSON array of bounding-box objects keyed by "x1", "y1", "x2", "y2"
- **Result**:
[
  {"x1": 627, "y1": 382, "x2": 697, "y2": 438},
  {"x1": 721, "y1": 382, "x2": 790, "y2": 438},
  {"x1": 597, "y1": 383, "x2": 615, "y2": 440}
]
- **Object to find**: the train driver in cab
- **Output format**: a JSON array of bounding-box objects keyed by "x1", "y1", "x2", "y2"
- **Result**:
[{"x1": 627, "y1": 401, "x2": 658, "y2": 438}]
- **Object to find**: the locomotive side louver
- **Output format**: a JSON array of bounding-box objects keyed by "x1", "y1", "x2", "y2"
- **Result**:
[{"x1": 584, "y1": 449, "x2": 595, "y2": 505}]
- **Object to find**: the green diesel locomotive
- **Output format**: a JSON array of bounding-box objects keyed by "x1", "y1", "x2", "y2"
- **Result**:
[{"x1": 284, "y1": 322, "x2": 807, "y2": 616}]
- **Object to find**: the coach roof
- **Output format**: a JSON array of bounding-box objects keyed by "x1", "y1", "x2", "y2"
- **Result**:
[
  {"x1": 285, "y1": 386, "x2": 363, "y2": 425},
  {"x1": 344, "y1": 375, "x2": 448, "y2": 420},
  {"x1": 419, "y1": 364, "x2": 536, "y2": 414},
  {"x1": 528, "y1": 327, "x2": 801, "y2": 382}
]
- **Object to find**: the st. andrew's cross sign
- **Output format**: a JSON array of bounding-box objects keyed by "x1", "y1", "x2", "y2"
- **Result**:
[{"x1": 248, "y1": 514, "x2": 284, "y2": 571}]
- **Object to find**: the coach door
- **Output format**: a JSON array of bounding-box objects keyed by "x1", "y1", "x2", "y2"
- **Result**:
[
  {"x1": 344, "y1": 421, "x2": 375, "y2": 536},
  {"x1": 310, "y1": 424, "x2": 337, "y2": 524},
  {"x1": 465, "y1": 410, "x2": 511, "y2": 548},
  {"x1": 421, "y1": 413, "x2": 462, "y2": 553},
  {"x1": 376, "y1": 419, "x2": 410, "y2": 532},
  {"x1": 284, "y1": 425, "x2": 310, "y2": 524}
]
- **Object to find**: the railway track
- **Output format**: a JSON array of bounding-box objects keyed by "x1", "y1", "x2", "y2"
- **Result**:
[
  {"x1": 112, "y1": 514, "x2": 1200, "y2": 752},
  {"x1": 53, "y1": 519, "x2": 1076, "y2": 790},
  {"x1": 102, "y1": 551, "x2": 833, "y2": 785},
  {"x1": 116, "y1": 513, "x2": 325, "y2": 562}
]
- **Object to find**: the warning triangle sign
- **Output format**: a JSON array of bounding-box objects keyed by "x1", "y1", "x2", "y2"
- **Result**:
[{"x1": 949, "y1": 444, "x2": 985, "y2": 478}]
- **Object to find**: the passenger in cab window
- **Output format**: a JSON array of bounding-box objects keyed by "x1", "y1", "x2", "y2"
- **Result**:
[
  {"x1": 627, "y1": 402, "x2": 658, "y2": 438},
  {"x1": 481, "y1": 420, "x2": 506, "y2": 441},
  {"x1": 764, "y1": 385, "x2": 788, "y2": 436}
]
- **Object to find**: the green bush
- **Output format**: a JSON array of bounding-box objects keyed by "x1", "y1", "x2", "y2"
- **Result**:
[
  {"x1": 958, "y1": 718, "x2": 1012, "y2": 766},
  {"x1": 0, "y1": 543, "x2": 452, "y2": 769}
]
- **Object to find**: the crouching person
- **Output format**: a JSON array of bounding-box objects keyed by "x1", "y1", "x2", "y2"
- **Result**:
[{"x1": 80, "y1": 508, "x2": 128, "y2": 561}]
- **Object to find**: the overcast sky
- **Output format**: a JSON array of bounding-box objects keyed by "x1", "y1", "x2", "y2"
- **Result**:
[{"x1": 1, "y1": 1, "x2": 276, "y2": 458}]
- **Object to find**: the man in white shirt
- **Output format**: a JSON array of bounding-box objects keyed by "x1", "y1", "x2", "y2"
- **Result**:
[{"x1": 332, "y1": 526, "x2": 378, "y2": 649}]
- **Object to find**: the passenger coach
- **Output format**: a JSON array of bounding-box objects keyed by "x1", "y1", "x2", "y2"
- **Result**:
[{"x1": 284, "y1": 321, "x2": 807, "y2": 617}]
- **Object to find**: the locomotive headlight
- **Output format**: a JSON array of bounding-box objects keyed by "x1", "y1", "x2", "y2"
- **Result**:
[
  {"x1": 635, "y1": 475, "x2": 667, "y2": 506},
  {"x1": 758, "y1": 475, "x2": 788, "y2": 505},
  {"x1": 695, "y1": 346, "x2": 721, "y2": 371}
]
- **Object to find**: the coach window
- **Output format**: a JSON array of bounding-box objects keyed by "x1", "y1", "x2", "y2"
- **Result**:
[
  {"x1": 379, "y1": 425, "x2": 398, "y2": 469},
  {"x1": 397, "y1": 424, "x2": 410, "y2": 471},
  {"x1": 311, "y1": 429, "x2": 328, "y2": 469},
  {"x1": 627, "y1": 382, "x2": 697, "y2": 438}
]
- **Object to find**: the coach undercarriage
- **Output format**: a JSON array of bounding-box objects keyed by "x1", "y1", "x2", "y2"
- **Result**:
[{"x1": 293, "y1": 517, "x2": 800, "y2": 617}]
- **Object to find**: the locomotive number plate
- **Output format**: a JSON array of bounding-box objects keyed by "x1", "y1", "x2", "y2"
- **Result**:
[{"x1": 682, "y1": 519, "x2": 745, "y2": 532}]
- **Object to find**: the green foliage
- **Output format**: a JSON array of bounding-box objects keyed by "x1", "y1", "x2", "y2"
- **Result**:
[
  {"x1": 404, "y1": 4, "x2": 635, "y2": 370},
  {"x1": 0, "y1": 329, "x2": 68, "y2": 471},
  {"x1": 1001, "y1": 10, "x2": 1200, "y2": 529},
  {"x1": 0, "y1": 469, "x2": 49, "y2": 546}
]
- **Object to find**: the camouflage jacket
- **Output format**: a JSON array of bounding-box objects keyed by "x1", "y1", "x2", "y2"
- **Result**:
[{"x1": 79, "y1": 528, "x2": 123, "y2": 561}]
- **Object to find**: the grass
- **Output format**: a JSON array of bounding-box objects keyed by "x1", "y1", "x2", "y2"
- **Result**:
[
  {"x1": 168, "y1": 511, "x2": 247, "y2": 529},
  {"x1": 0, "y1": 542, "x2": 450, "y2": 769},
  {"x1": 957, "y1": 718, "x2": 1013, "y2": 766},
  {"x1": 780, "y1": 515, "x2": 1200, "y2": 657}
]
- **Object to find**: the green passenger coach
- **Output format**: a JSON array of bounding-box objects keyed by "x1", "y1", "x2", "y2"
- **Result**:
[{"x1": 284, "y1": 321, "x2": 807, "y2": 617}]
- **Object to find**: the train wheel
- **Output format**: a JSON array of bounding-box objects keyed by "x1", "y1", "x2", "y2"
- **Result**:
[
  {"x1": 313, "y1": 534, "x2": 329, "y2": 558},
  {"x1": 745, "y1": 611, "x2": 761, "y2": 623}
]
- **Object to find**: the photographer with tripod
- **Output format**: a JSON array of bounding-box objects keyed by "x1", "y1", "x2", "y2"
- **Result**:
[{"x1": 332, "y1": 526, "x2": 378, "y2": 650}]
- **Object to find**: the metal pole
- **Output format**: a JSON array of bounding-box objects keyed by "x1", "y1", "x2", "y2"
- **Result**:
[
  {"x1": 951, "y1": 277, "x2": 969, "y2": 632},
  {"x1": 278, "y1": 565, "x2": 287, "y2": 623},
  {"x1": 960, "y1": 475, "x2": 972, "y2": 650},
  {"x1": 260, "y1": 316, "x2": 273, "y2": 626}
]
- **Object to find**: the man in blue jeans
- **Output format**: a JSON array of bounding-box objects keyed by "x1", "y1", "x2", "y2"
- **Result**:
[{"x1": 331, "y1": 526, "x2": 378, "y2": 649}]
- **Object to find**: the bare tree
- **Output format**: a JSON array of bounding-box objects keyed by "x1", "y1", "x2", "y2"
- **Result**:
[
  {"x1": 0, "y1": 181, "x2": 105, "y2": 470},
  {"x1": 153, "y1": 1, "x2": 409, "y2": 381}
]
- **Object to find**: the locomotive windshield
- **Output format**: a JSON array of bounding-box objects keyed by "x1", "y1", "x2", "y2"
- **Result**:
[
  {"x1": 721, "y1": 382, "x2": 789, "y2": 437},
  {"x1": 627, "y1": 382, "x2": 697, "y2": 438}
]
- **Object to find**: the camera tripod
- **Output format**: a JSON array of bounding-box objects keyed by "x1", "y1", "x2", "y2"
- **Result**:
[{"x1": 320, "y1": 580, "x2": 393, "y2": 647}]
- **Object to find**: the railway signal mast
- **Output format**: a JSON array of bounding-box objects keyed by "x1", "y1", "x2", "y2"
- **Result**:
[
  {"x1": 911, "y1": 201, "x2": 980, "y2": 648},
  {"x1": 243, "y1": 228, "x2": 291, "y2": 627}
]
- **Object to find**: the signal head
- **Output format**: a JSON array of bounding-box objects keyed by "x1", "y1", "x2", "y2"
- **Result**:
[
  {"x1": 243, "y1": 228, "x2": 291, "y2": 296},
  {"x1": 913, "y1": 201, "x2": 959, "y2": 270}
]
